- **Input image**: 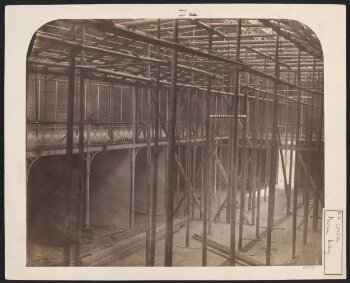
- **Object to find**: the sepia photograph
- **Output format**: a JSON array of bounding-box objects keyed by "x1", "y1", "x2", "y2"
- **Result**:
[
  {"x1": 26, "y1": 17, "x2": 324, "y2": 267},
  {"x1": 4, "y1": 3, "x2": 346, "y2": 280}
]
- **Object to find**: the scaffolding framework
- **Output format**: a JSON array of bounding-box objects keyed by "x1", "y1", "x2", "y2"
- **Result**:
[{"x1": 26, "y1": 18, "x2": 324, "y2": 267}]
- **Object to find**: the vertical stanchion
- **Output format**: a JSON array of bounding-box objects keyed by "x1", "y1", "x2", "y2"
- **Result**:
[
  {"x1": 292, "y1": 49, "x2": 302, "y2": 259},
  {"x1": 192, "y1": 90, "x2": 198, "y2": 218},
  {"x1": 164, "y1": 19, "x2": 178, "y2": 267},
  {"x1": 145, "y1": 44, "x2": 153, "y2": 266},
  {"x1": 63, "y1": 26, "x2": 77, "y2": 266},
  {"x1": 227, "y1": 75, "x2": 234, "y2": 224},
  {"x1": 54, "y1": 80, "x2": 58, "y2": 129},
  {"x1": 251, "y1": 88, "x2": 259, "y2": 226},
  {"x1": 238, "y1": 87, "x2": 248, "y2": 251},
  {"x1": 35, "y1": 73, "x2": 39, "y2": 136},
  {"x1": 287, "y1": 99, "x2": 295, "y2": 211},
  {"x1": 200, "y1": 143, "x2": 204, "y2": 220},
  {"x1": 303, "y1": 65, "x2": 315, "y2": 244},
  {"x1": 202, "y1": 29, "x2": 213, "y2": 266},
  {"x1": 266, "y1": 32, "x2": 280, "y2": 266},
  {"x1": 43, "y1": 74, "x2": 47, "y2": 121},
  {"x1": 130, "y1": 86, "x2": 137, "y2": 229},
  {"x1": 264, "y1": 59, "x2": 270, "y2": 201},
  {"x1": 288, "y1": 86, "x2": 296, "y2": 218},
  {"x1": 256, "y1": 90, "x2": 263, "y2": 239},
  {"x1": 284, "y1": 92, "x2": 291, "y2": 215},
  {"x1": 217, "y1": 95, "x2": 223, "y2": 222},
  {"x1": 229, "y1": 19, "x2": 242, "y2": 266},
  {"x1": 192, "y1": 88, "x2": 198, "y2": 219},
  {"x1": 107, "y1": 84, "x2": 111, "y2": 139},
  {"x1": 303, "y1": 94, "x2": 314, "y2": 244},
  {"x1": 130, "y1": 147, "x2": 136, "y2": 228},
  {"x1": 150, "y1": 19, "x2": 161, "y2": 266},
  {"x1": 277, "y1": 129, "x2": 289, "y2": 202},
  {"x1": 218, "y1": 146, "x2": 222, "y2": 222},
  {"x1": 313, "y1": 84, "x2": 323, "y2": 231},
  {"x1": 84, "y1": 81, "x2": 91, "y2": 231},
  {"x1": 185, "y1": 89, "x2": 192, "y2": 247},
  {"x1": 74, "y1": 25, "x2": 85, "y2": 266},
  {"x1": 208, "y1": 111, "x2": 214, "y2": 235}
]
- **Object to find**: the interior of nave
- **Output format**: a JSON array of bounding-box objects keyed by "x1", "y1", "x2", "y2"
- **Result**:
[{"x1": 26, "y1": 18, "x2": 324, "y2": 267}]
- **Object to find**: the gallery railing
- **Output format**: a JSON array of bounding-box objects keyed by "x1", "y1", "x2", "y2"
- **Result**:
[{"x1": 27, "y1": 120, "x2": 322, "y2": 154}]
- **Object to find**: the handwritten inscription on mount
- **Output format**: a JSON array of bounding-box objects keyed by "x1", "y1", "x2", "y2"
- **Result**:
[{"x1": 324, "y1": 210, "x2": 343, "y2": 275}]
